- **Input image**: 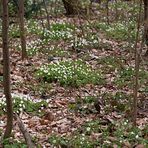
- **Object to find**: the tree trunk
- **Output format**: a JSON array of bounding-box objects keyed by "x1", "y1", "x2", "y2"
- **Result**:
[
  {"x1": 18, "y1": 0, "x2": 27, "y2": 60},
  {"x1": 2, "y1": 0, "x2": 13, "y2": 139},
  {"x1": 143, "y1": 0, "x2": 148, "y2": 45},
  {"x1": 62, "y1": 0, "x2": 81, "y2": 15},
  {"x1": 43, "y1": 0, "x2": 50, "y2": 29},
  {"x1": 106, "y1": 0, "x2": 110, "y2": 25}
]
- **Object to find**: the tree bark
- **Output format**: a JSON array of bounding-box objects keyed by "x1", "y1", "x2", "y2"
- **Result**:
[
  {"x1": 143, "y1": 0, "x2": 148, "y2": 45},
  {"x1": 43, "y1": 0, "x2": 50, "y2": 29},
  {"x1": 132, "y1": 0, "x2": 142, "y2": 126},
  {"x1": 18, "y1": 0, "x2": 27, "y2": 60},
  {"x1": 62, "y1": 0, "x2": 81, "y2": 15},
  {"x1": 2, "y1": 0, "x2": 13, "y2": 139},
  {"x1": 106, "y1": 0, "x2": 110, "y2": 25}
]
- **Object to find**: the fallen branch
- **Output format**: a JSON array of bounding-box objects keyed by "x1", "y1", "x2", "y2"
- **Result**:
[{"x1": 14, "y1": 113, "x2": 35, "y2": 148}]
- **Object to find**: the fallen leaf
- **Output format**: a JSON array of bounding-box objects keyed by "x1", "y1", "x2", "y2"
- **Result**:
[
  {"x1": 39, "y1": 119, "x2": 50, "y2": 125},
  {"x1": 43, "y1": 110, "x2": 54, "y2": 122},
  {"x1": 135, "y1": 144, "x2": 145, "y2": 148}
]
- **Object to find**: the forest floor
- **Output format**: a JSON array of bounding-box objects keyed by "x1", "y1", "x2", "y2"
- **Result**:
[{"x1": 0, "y1": 2, "x2": 148, "y2": 148}]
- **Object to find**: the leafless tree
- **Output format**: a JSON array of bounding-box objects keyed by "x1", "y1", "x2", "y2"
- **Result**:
[
  {"x1": 18, "y1": 0, "x2": 27, "y2": 60},
  {"x1": 143, "y1": 0, "x2": 148, "y2": 56},
  {"x1": 2, "y1": 0, "x2": 13, "y2": 139},
  {"x1": 43, "y1": 0, "x2": 50, "y2": 29},
  {"x1": 133, "y1": 0, "x2": 142, "y2": 126}
]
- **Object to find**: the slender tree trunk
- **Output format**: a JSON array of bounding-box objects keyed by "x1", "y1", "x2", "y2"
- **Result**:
[
  {"x1": 143, "y1": 0, "x2": 148, "y2": 56},
  {"x1": 43, "y1": 0, "x2": 50, "y2": 29},
  {"x1": 2, "y1": 0, "x2": 13, "y2": 139},
  {"x1": 106, "y1": 0, "x2": 110, "y2": 25},
  {"x1": 132, "y1": 0, "x2": 142, "y2": 126},
  {"x1": 18, "y1": 0, "x2": 27, "y2": 60},
  {"x1": 143, "y1": 0, "x2": 148, "y2": 22},
  {"x1": 115, "y1": 0, "x2": 118, "y2": 21}
]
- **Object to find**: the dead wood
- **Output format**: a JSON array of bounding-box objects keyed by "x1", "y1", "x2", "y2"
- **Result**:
[{"x1": 14, "y1": 113, "x2": 35, "y2": 148}]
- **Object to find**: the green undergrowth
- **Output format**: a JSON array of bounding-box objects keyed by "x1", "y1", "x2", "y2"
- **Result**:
[
  {"x1": 0, "y1": 96, "x2": 48, "y2": 115},
  {"x1": 68, "y1": 91, "x2": 132, "y2": 115},
  {"x1": 48, "y1": 47, "x2": 71, "y2": 58},
  {"x1": 98, "y1": 56, "x2": 125, "y2": 73},
  {"x1": 48, "y1": 119, "x2": 148, "y2": 147},
  {"x1": 109, "y1": 1, "x2": 140, "y2": 18},
  {"x1": 94, "y1": 21, "x2": 137, "y2": 41},
  {"x1": 68, "y1": 96, "x2": 97, "y2": 114},
  {"x1": 29, "y1": 82, "x2": 52, "y2": 97},
  {"x1": 102, "y1": 91, "x2": 132, "y2": 113},
  {"x1": 41, "y1": 22, "x2": 74, "y2": 41},
  {"x1": 9, "y1": 24, "x2": 20, "y2": 38},
  {"x1": 36, "y1": 60, "x2": 105, "y2": 87},
  {"x1": 114, "y1": 67, "x2": 148, "y2": 88},
  {"x1": 2, "y1": 139, "x2": 27, "y2": 148},
  {"x1": 70, "y1": 33, "x2": 100, "y2": 49}
]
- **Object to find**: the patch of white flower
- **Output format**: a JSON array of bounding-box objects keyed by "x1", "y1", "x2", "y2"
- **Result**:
[
  {"x1": 70, "y1": 35, "x2": 99, "y2": 48},
  {"x1": 0, "y1": 93, "x2": 47, "y2": 114},
  {"x1": 27, "y1": 20, "x2": 43, "y2": 35},
  {"x1": 0, "y1": 93, "x2": 27, "y2": 113},
  {"x1": 43, "y1": 27, "x2": 73, "y2": 41},
  {"x1": 37, "y1": 60, "x2": 102, "y2": 86},
  {"x1": 26, "y1": 38, "x2": 43, "y2": 55}
]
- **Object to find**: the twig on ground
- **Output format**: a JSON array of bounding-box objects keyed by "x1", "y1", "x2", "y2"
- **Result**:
[{"x1": 14, "y1": 113, "x2": 35, "y2": 148}]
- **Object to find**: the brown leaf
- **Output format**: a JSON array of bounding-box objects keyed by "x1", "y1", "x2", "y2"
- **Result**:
[
  {"x1": 113, "y1": 145, "x2": 118, "y2": 148},
  {"x1": 91, "y1": 133, "x2": 102, "y2": 140},
  {"x1": 43, "y1": 111, "x2": 54, "y2": 122},
  {"x1": 39, "y1": 119, "x2": 49, "y2": 125},
  {"x1": 55, "y1": 100, "x2": 67, "y2": 106},
  {"x1": 108, "y1": 136, "x2": 117, "y2": 142},
  {"x1": 123, "y1": 141, "x2": 131, "y2": 147},
  {"x1": 135, "y1": 144, "x2": 145, "y2": 148},
  {"x1": 28, "y1": 117, "x2": 39, "y2": 128}
]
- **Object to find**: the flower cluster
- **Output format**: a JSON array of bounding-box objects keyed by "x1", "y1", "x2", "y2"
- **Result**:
[
  {"x1": 26, "y1": 38, "x2": 43, "y2": 55},
  {"x1": 37, "y1": 60, "x2": 104, "y2": 87},
  {"x1": 70, "y1": 34, "x2": 99, "y2": 48},
  {"x1": 42, "y1": 27, "x2": 73, "y2": 41},
  {"x1": 95, "y1": 21, "x2": 137, "y2": 41},
  {"x1": 0, "y1": 93, "x2": 48, "y2": 115},
  {"x1": 27, "y1": 19, "x2": 43, "y2": 35}
]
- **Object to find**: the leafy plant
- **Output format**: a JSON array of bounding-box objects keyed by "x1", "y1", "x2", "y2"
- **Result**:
[
  {"x1": 48, "y1": 119, "x2": 148, "y2": 147},
  {"x1": 41, "y1": 22, "x2": 74, "y2": 41},
  {"x1": 113, "y1": 120, "x2": 148, "y2": 146},
  {"x1": 95, "y1": 21, "x2": 137, "y2": 41},
  {"x1": 48, "y1": 47, "x2": 71, "y2": 57},
  {"x1": 115, "y1": 67, "x2": 148, "y2": 88},
  {"x1": 0, "y1": 96, "x2": 48, "y2": 115},
  {"x1": 37, "y1": 60, "x2": 105, "y2": 87},
  {"x1": 2, "y1": 138, "x2": 27, "y2": 148},
  {"x1": 27, "y1": 19, "x2": 43, "y2": 35},
  {"x1": 26, "y1": 39, "x2": 43, "y2": 56},
  {"x1": 78, "y1": 120, "x2": 103, "y2": 135},
  {"x1": 109, "y1": 1, "x2": 140, "y2": 19},
  {"x1": 48, "y1": 134, "x2": 98, "y2": 148},
  {"x1": 30, "y1": 82, "x2": 52, "y2": 97},
  {"x1": 68, "y1": 96, "x2": 97, "y2": 114},
  {"x1": 50, "y1": 22, "x2": 74, "y2": 31},
  {"x1": 9, "y1": 24, "x2": 20, "y2": 38}
]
